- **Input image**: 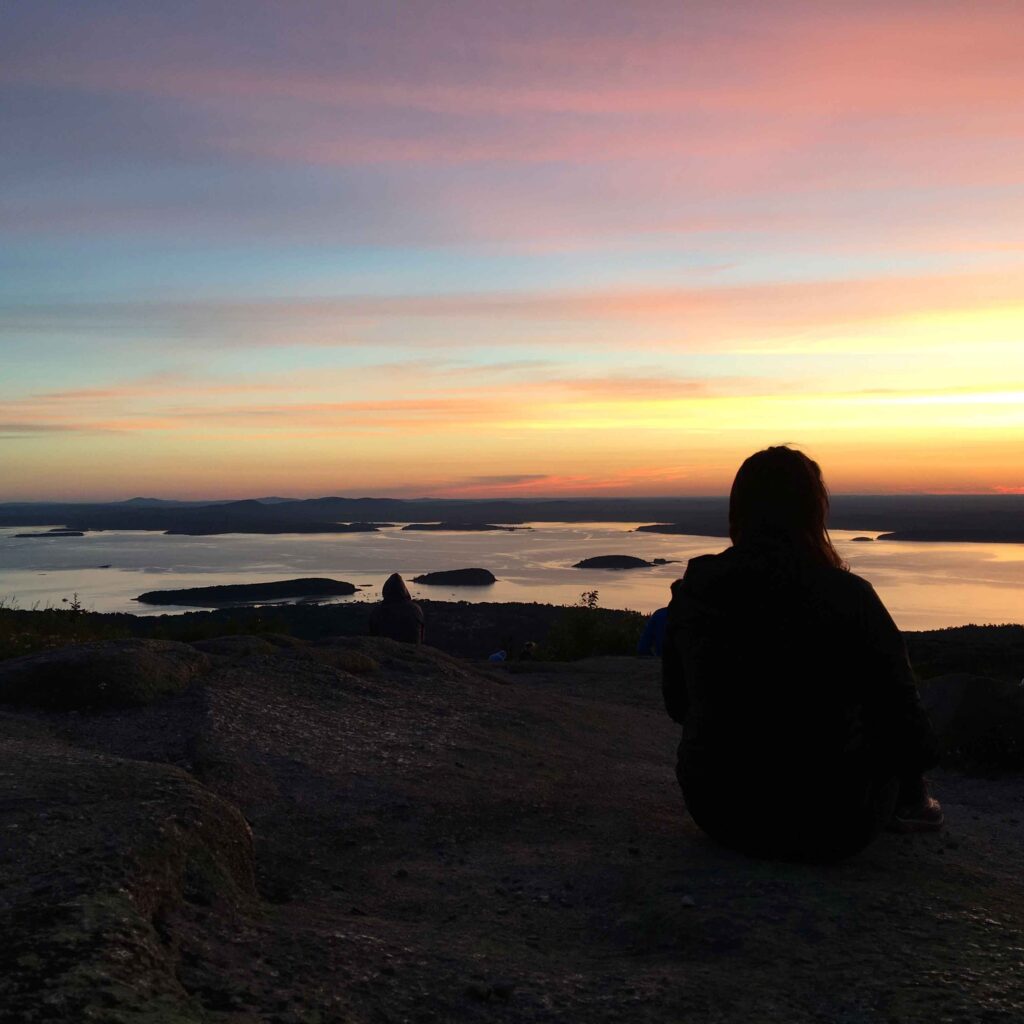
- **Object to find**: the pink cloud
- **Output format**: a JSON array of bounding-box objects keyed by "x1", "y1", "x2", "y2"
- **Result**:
[
  {"x1": 5, "y1": 3, "x2": 1021, "y2": 185},
  {"x1": 1, "y1": 368, "x2": 767, "y2": 441},
  {"x1": 10, "y1": 5, "x2": 1021, "y2": 120},
  {"x1": 5, "y1": 2, "x2": 1023, "y2": 263}
]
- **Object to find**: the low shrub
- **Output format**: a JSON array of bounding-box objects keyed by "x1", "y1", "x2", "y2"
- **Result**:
[{"x1": 537, "y1": 605, "x2": 645, "y2": 661}]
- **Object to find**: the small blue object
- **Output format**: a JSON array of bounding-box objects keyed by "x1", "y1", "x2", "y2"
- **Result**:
[
  {"x1": 637, "y1": 606, "x2": 670, "y2": 657},
  {"x1": 488, "y1": 650, "x2": 508, "y2": 663}
]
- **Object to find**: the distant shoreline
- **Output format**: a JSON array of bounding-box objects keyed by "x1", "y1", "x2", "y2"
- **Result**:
[
  {"x1": 637, "y1": 524, "x2": 1024, "y2": 544},
  {"x1": 2, "y1": 493, "x2": 1023, "y2": 544}
]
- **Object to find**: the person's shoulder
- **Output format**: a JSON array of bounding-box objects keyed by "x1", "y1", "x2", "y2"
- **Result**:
[
  {"x1": 686, "y1": 547, "x2": 733, "y2": 573},
  {"x1": 811, "y1": 566, "x2": 879, "y2": 612},
  {"x1": 668, "y1": 548, "x2": 733, "y2": 602},
  {"x1": 820, "y1": 566, "x2": 874, "y2": 594},
  {"x1": 680, "y1": 547, "x2": 735, "y2": 583}
]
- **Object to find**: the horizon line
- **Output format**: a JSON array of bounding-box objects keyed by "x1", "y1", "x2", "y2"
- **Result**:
[{"x1": 3, "y1": 491, "x2": 1023, "y2": 506}]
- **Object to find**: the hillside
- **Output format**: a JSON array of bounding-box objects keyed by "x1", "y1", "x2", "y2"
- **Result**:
[{"x1": 1, "y1": 635, "x2": 1022, "y2": 1022}]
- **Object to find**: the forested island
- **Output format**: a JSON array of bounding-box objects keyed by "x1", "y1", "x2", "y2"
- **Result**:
[
  {"x1": 574, "y1": 555, "x2": 655, "y2": 569},
  {"x1": 411, "y1": 568, "x2": 497, "y2": 585},
  {"x1": 402, "y1": 522, "x2": 527, "y2": 532},
  {"x1": 136, "y1": 578, "x2": 358, "y2": 607}
]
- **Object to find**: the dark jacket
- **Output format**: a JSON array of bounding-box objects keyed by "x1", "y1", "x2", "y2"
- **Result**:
[
  {"x1": 369, "y1": 573, "x2": 424, "y2": 644},
  {"x1": 663, "y1": 546, "x2": 938, "y2": 785}
]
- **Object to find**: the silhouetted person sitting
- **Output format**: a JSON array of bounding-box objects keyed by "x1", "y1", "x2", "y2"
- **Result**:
[
  {"x1": 662, "y1": 446, "x2": 941, "y2": 862},
  {"x1": 519, "y1": 641, "x2": 538, "y2": 661},
  {"x1": 637, "y1": 606, "x2": 670, "y2": 656},
  {"x1": 369, "y1": 573, "x2": 425, "y2": 644}
]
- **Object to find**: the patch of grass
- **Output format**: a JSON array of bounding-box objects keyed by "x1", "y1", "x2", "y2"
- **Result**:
[
  {"x1": 0, "y1": 603, "x2": 131, "y2": 661},
  {"x1": 0, "y1": 603, "x2": 309, "y2": 663},
  {"x1": 0, "y1": 640, "x2": 209, "y2": 710},
  {"x1": 143, "y1": 609, "x2": 296, "y2": 643}
]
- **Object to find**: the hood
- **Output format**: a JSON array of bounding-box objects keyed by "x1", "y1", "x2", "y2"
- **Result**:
[{"x1": 382, "y1": 572, "x2": 412, "y2": 603}]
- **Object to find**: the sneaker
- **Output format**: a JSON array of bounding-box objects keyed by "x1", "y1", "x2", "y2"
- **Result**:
[{"x1": 887, "y1": 795, "x2": 944, "y2": 833}]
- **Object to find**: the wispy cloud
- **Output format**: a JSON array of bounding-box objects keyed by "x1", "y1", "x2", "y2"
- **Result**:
[
  {"x1": 0, "y1": 423, "x2": 84, "y2": 437},
  {"x1": 6, "y1": 4, "x2": 1020, "y2": 169},
  {"x1": 461, "y1": 474, "x2": 550, "y2": 485},
  {"x1": 4, "y1": 267, "x2": 1021, "y2": 357},
  {"x1": 435, "y1": 464, "x2": 704, "y2": 498}
]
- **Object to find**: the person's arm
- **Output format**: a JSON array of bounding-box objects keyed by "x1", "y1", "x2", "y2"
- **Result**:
[
  {"x1": 661, "y1": 583, "x2": 689, "y2": 724},
  {"x1": 637, "y1": 614, "x2": 657, "y2": 656},
  {"x1": 858, "y1": 583, "x2": 939, "y2": 772}
]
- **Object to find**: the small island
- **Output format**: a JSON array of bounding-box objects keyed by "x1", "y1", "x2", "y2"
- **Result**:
[
  {"x1": 14, "y1": 529, "x2": 86, "y2": 538},
  {"x1": 163, "y1": 522, "x2": 379, "y2": 537},
  {"x1": 635, "y1": 523, "x2": 685, "y2": 534},
  {"x1": 136, "y1": 577, "x2": 358, "y2": 606},
  {"x1": 402, "y1": 522, "x2": 527, "y2": 532},
  {"x1": 573, "y1": 555, "x2": 654, "y2": 570},
  {"x1": 851, "y1": 536, "x2": 876, "y2": 542},
  {"x1": 411, "y1": 568, "x2": 497, "y2": 586}
]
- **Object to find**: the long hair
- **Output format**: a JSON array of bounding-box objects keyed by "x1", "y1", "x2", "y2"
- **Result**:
[{"x1": 728, "y1": 446, "x2": 847, "y2": 570}]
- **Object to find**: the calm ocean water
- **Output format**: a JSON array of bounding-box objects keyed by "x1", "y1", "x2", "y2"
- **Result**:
[{"x1": 2, "y1": 522, "x2": 1023, "y2": 631}]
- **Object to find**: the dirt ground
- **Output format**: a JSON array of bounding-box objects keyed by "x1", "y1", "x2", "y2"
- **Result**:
[{"x1": 2, "y1": 638, "x2": 1022, "y2": 1023}]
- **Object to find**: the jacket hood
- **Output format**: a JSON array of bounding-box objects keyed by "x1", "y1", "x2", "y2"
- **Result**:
[{"x1": 382, "y1": 572, "x2": 412, "y2": 603}]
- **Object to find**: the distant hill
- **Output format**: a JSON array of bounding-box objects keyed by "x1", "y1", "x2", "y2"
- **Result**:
[
  {"x1": 119, "y1": 497, "x2": 237, "y2": 508},
  {"x1": 2, "y1": 494, "x2": 1023, "y2": 542}
]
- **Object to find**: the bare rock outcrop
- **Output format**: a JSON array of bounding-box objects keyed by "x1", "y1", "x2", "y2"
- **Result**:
[
  {"x1": 0, "y1": 736, "x2": 255, "y2": 1023},
  {"x1": 1, "y1": 635, "x2": 1022, "y2": 1021},
  {"x1": 0, "y1": 639, "x2": 211, "y2": 710}
]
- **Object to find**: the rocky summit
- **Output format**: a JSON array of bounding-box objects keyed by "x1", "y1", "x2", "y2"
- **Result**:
[{"x1": 1, "y1": 636, "x2": 1022, "y2": 1023}]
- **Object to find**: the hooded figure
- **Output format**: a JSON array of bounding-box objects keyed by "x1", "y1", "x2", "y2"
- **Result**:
[{"x1": 368, "y1": 573, "x2": 425, "y2": 644}]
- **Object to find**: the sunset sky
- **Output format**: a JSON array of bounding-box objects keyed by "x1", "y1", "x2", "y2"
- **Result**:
[{"x1": 2, "y1": 0, "x2": 1022, "y2": 500}]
